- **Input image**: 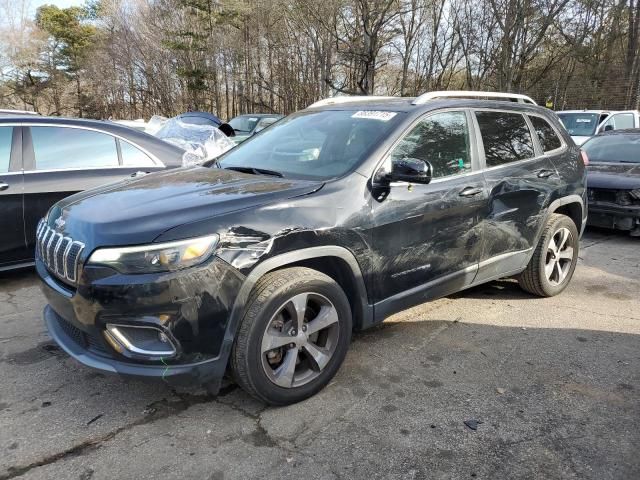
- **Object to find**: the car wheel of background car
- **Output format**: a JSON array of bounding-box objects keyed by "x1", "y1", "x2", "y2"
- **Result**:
[
  {"x1": 230, "y1": 267, "x2": 352, "y2": 405},
  {"x1": 518, "y1": 213, "x2": 579, "y2": 297}
]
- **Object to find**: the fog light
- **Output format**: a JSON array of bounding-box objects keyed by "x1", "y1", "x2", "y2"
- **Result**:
[{"x1": 105, "y1": 324, "x2": 177, "y2": 358}]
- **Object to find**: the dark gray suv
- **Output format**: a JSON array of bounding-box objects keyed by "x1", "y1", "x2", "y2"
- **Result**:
[{"x1": 37, "y1": 92, "x2": 587, "y2": 405}]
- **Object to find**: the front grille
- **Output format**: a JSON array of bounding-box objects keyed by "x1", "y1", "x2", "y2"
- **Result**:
[
  {"x1": 588, "y1": 188, "x2": 640, "y2": 206},
  {"x1": 36, "y1": 220, "x2": 85, "y2": 284},
  {"x1": 588, "y1": 188, "x2": 616, "y2": 203},
  {"x1": 56, "y1": 315, "x2": 111, "y2": 356}
]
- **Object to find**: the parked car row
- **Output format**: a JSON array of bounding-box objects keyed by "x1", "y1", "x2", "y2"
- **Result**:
[{"x1": 33, "y1": 91, "x2": 588, "y2": 405}]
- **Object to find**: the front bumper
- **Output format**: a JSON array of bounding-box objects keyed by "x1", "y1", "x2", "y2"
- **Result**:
[
  {"x1": 44, "y1": 305, "x2": 225, "y2": 386},
  {"x1": 587, "y1": 202, "x2": 640, "y2": 231},
  {"x1": 37, "y1": 255, "x2": 246, "y2": 390}
]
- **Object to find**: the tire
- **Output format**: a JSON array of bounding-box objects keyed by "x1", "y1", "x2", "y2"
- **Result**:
[
  {"x1": 230, "y1": 267, "x2": 352, "y2": 405},
  {"x1": 518, "y1": 213, "x2": 579, "y2": 297}
]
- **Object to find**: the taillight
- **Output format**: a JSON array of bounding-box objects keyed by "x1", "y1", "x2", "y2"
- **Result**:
[{"x1": 580, "y1": 150, "x2": 589, "y2": 166}]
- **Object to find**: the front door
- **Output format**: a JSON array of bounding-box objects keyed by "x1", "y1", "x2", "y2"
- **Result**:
[
  {"x1": 369, "y1": 110, "x2": 487, "y2": 318},
  {"x1": 0, "y1": 126, "x2": 27, "y2": 266}
]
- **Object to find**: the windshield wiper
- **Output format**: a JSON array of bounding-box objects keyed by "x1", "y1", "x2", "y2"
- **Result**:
[{"x1": 224, "y1": 165, "x2": 284, "y2": 178}]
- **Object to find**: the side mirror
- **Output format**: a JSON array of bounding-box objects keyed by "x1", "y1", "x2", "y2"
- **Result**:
[
  {"x1": 603, "y1": 125, "x2": 614, "y2": 132},
  {"x1": 389, "y1": 157, "x2": 432, "y2": 184}
]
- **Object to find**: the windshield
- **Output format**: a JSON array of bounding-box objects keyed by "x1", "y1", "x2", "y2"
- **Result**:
[
  {"x1": 217, "y1": 110, "x2": 402, "y2": 180},
  {"x1": 228, "y1": 116, "x2": 261, "y2": 133},
  {"x1": 557, "y1": 113, "x2": 600, "y2": 137},
  {"x1": 582, "y1": 135, "x2": 640, "y2": 163}
]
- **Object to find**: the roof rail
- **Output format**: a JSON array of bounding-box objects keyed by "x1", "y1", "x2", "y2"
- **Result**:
[
  {"x1": 308, "y1": 96, "x2": 397, "y2": 109},
  {"x1": 412, "y1": 91, "x2": 537, "y2": 105}
]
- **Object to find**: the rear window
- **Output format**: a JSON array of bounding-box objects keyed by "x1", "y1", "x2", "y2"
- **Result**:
[
  {"x1": 582, "y1": 135, "x2": 640, "y2": 163},
  {"x1": 475, "y1": 111, "x2": 535, "y2": 167},
  {"x1": 530, "y1": 116, "x2": 562, "y2": 152}
]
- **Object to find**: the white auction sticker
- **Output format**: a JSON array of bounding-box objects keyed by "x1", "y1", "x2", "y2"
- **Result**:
[{"x1": 352, "y1": 111, "x2": 397, "y2": 121}]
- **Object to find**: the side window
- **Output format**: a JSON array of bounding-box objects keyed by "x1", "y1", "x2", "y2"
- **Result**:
[
  {"x1": 476, "y1": 111, "x2": 535, "y2": 167},
  {"x1": 31, "y1": 127, "x2": 119, "y2": 170},
  {"x1": 604, "y1": 113, "x2": 634, "y2": 131},
  {"x1": 530, "y1": 116, "x2": 562, "y2": 152},
  {"x1": 120, "y1": 140, "x2": 156, "y2": 167},
  {"x1": 0, "y1": 127, "x2": 13, "y2": 173},
  {"x1": 389, "y1": 111, "x2": 471, "y2": 179}
]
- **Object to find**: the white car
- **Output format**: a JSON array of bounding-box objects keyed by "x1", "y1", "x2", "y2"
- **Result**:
[{"x1": 557, "y1": 110, "x2": 640, "y2": 145}]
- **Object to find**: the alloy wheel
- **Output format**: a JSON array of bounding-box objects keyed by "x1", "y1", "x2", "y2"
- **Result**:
[
  {"x1": 260, "y1": 292, "x2": 340, "y2": 388},
  {"x1": 545, "y1": 227, "x2": 574, "y2": 286}
]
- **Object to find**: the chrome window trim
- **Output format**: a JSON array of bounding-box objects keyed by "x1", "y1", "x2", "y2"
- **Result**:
[
  {"x1": 22, "y1": 165, "x2": 159, "y2": 175},
  {"x1": 2, "y1": 122, "x2": 165, "y2": 168}
]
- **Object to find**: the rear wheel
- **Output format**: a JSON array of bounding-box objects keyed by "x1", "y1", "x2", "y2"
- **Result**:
[
  {"x1": 230, "y1": 267, "x2": 352, "y2": 405},
  {"x1": 518, "y1": 213, "x2": 579, "y2": 297}
]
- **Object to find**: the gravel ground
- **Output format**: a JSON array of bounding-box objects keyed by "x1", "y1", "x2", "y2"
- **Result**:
[{"x1": 0, "y1": 228, "x2": 638, "y2": 480}]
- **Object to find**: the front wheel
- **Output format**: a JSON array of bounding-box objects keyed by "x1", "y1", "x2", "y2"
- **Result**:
[
  {"x1": 230, "y1": 267, "x2": 352, "y2": 405},
  {"x1": 518, "y1": 213, "x2": 579, "y2": 297}
]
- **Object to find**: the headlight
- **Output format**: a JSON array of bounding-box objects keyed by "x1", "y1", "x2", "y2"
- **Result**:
[{"x1": 87, "y1": 235, "x2": 219, "y2": 274}]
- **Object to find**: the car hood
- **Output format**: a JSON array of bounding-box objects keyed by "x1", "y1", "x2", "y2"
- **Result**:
[
  {"x1": 48, "y1": 167, "x2": 323, "y2": 247},
  {"x1": 571, "y1": 135, "x2": 591, "y2": 146},
  {"x1": 587, "y1": 162, "x2": 640, "y2": 190}
]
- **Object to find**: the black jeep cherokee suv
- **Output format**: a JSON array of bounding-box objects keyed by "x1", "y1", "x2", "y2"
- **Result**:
[{"x1": 37, "y1": 94, "x2": 587, "y2": 405}]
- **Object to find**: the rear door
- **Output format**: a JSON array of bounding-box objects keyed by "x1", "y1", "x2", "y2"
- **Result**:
[
  {"x1": 474, "y1": 110, "x2": 562, "y2": 282},
  {"x1": 22, "y1": 125, "x2": 165, "y2": 253},
  {"x1": 0, "y1": 126, "x2": 28, "y2": 266}
]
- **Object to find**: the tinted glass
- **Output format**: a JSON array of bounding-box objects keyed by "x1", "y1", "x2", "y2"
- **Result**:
[
  {"x1": 390, "y1": 111, "x2": 471, "y2": 178},
  {"x1": 218, "y1": 110, "x2": 401, "y2": 180},
  {"x1": 0, "y1": 127, "x2": 12, "y2": 173},
  {"x1": 120, "y1": 140, "x2": 155, "y2": 167},
  {"x1": 530, "y1": 116, "x2": 562, "y2": 152},
  {"x1": 476, "y1": 112, "x2": 535, "y2": 167},
  {"x1": 582, "y1": 135, "x2": 640, "y2": 163},
  {"x1": 32, "y1": 127, "x2": 119, "y2": 170},
  {"x1": 557, "y1": 113, "x2": 599, "y2": 136}
]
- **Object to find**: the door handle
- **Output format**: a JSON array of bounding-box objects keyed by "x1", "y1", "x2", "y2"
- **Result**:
[
  {"x1": 459, "y1": 186, "x2": 483, "y2": 197},
  {"x1": 0, "y1": 182, "x2": 8, "y2": 192},
  {"x1": 537, "y1": 169, "x2": 555, "y2": 178}
]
